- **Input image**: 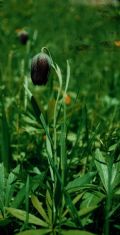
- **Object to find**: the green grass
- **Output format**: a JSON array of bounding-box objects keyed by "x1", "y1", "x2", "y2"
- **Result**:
[{"x1": 0, "y1": 1, "x2": 120, "y2": 234}]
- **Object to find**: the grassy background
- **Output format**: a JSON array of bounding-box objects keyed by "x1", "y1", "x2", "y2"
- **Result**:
[
  {"x1": 1, "y1": 0, "x2": 120, "y2": 137},
  {"x1": 1, "y1": 1, "x2": 120, "y2": 100}
]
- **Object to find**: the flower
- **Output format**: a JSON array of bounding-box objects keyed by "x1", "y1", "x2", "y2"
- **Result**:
[
  {"x1": 16, "y1": 29, "x2": 29, "y2": 45},
  {"x1": 64, "y1": 94, "x2": 71, "y2": 105},
  {"x1": 31, "y1": 52, "x2": 51, "y2": 86}
]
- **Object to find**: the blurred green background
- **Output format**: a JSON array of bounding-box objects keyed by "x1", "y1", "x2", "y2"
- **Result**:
[{"x1": 1, "y1": 0, "x2": 120, "y2": 94}]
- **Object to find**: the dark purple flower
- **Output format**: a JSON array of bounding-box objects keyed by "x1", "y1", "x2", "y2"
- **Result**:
[
  {"x1": 17, "y1": 30, "x2": 29, "y2": 45},
  {"x1": 31, "y1": 52, "x2": 51, "y2": 86}
]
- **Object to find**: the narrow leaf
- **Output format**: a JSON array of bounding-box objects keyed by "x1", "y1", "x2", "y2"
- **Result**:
[
  {"x1": 0, "y1": 101, "x2": 11, "y2": 172},
  {"x1": 66, "y1": 172, "x2": 95, "y2": 193},
  {"x1": 16, "y1": 229, "x2": 51, "y2": 235},
  {"x1": 11, "y1": 185, "x2": 26, "y2": 208},
  {"x1": 64, "y1": 60, "x2": 70, "y2": 94},
  {"x1": 0, "y1": 163, "x2": 5, "y2": 213},
  {"x1": 64, "y1": 192, "x2": 81, "y2": 227},
  {"x1": 46, "y1": 189, "x2": 52, "y2": 223},
  {"x1": 95, "y1": 149, "x2": 108, "y2": 192},
  {"x1": 31, "y1": 195, "x2": 49, "y2": 223},
  {"x1": 61, "y1": 230, "x2": 96, "y2": 235},
  {"x1": 63, "y1": 193, "x2": 83, "y2": 217},
  {"x1": 78, "y1": 205, "x2": 98, "y2": 217},
  {"x1": 47, "y1": 99, "x2": 56, "y2": 123},
  {"x1": 31, "y1": 96, "x2": 41, "y2": 122},
  {"x1": 6, "y1": 207, "x2": 48, "y2": 227},
  {"x1": 5, "y1": 165, "x2": 20, "y2": 207},
  {"x1": 25, "y1": 175, "x2": 30, "y2": 226},
  {"x1": 60, "y1": 123, "x2": 67, "y2": 186}
]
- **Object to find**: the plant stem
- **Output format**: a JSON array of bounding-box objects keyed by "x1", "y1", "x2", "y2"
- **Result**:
[
  {"x1": 52, "y1": 64, "x2": 62, "y2": 225},
  {"x1": 104, "y1": 156, "x2": 113, "y2": 235}
]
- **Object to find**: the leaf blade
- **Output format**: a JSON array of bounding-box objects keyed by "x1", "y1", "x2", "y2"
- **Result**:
[
  {"x1": 31, "y1": 195, "x2": 49, "y2": 224},
  {"x1": 6, "y1": 207, "x2": 48, "y2": 227}
]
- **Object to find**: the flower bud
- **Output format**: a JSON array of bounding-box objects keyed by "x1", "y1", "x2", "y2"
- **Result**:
[
  {"x1": 16, "y1": 29, "x2": 29, "y2": 45},
  {"x1": 31, "y1": 52, "x2": 51, "y2": 86},
  {"x1": 64, "y1": 94, "x2": 71, "y2": 105}
]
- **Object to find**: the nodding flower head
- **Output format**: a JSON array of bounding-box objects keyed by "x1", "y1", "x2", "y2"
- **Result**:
[
  {"x1": 31, "y1": 52, "x2": 51, "y2": 86},
  {"x1": 16, "y1": 29, "x2": 29, "y2": 45}
]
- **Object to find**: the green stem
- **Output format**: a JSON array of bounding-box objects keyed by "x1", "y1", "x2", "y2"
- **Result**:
[
  {"x1": 52, "y1": 64, "x2": 62, "y2": 225},
  {"x1": 104, "y1": 156, "x2": 113, "y2": 235}
]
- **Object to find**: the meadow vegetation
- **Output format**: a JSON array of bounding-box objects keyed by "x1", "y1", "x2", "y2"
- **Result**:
[{"x1": 0, "y1": 1, "x2": 120, "y2": 234}]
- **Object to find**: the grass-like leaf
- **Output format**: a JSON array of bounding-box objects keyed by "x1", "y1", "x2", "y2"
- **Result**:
[
  {"x1": 5, "y1": 165, "x2": 20, "y2": 207},
  {"x1": 66, "y1": 172, "x2": 95, "y2": 193},
  {"x1": 16, "y1": 229, "x2": 51, "y2": 235},
  {"x1": 0, "y1": 163, "x2": 5, "y2": 215},
  {"x1": 31, "y1": 195, "x2": 49, "y2": 224},
  {"x1": 95, "y1": 149, "x2": 108, "y2": 192},
  {"x1": 6, "y1": 207, "x2": 48, "y2": 227},
  {"x1": 78, "y1": 205, "x2": 98, "y2": 217},
  {"x1": 63, "y1": 193, "x2": 83, "y2": 217},
  {"x1": 61, "y1": 230, "x2": 96, "y2": 235},
  {"x1": 0, "y1": 101, "x2": 11, "y2": 172},
  {"x1": 64, "y1": 191, "x2": 82, "y2": 227},
  {"x1": 46, "y1": 189, "x2": 52, "y2": 224}
]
